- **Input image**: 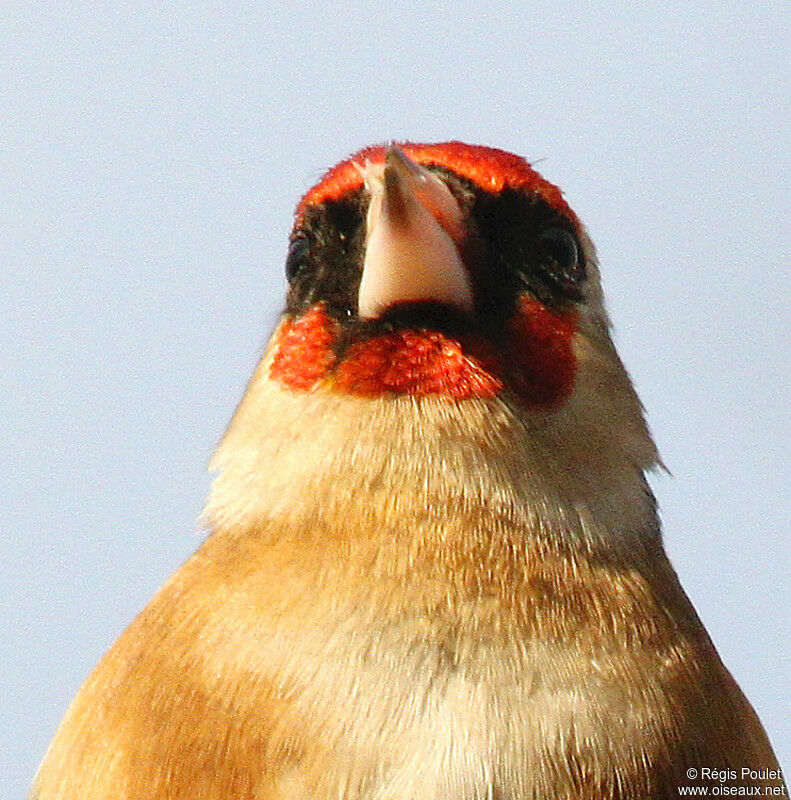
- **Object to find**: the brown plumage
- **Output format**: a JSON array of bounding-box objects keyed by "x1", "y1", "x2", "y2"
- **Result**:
[{"x1": 31, "y1": 143, "x2": 783, "y2": 799}]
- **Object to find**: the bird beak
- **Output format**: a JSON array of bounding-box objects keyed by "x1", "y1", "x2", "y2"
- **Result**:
[{"x1": 357, "y1": 147, "x2": 474, "y2": 320}]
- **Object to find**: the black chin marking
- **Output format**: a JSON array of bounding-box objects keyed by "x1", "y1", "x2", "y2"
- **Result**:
[{"x1": 360, "y1": 301, "x2": 477, "y2": 337}]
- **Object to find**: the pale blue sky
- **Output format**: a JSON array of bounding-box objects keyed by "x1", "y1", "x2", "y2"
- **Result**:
[{"x1": 3, "y1": 2, "x2": 789, "y2": 795}]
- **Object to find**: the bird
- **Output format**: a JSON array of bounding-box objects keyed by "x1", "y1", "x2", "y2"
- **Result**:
[{"x1": 31, "y1": 142, "x2": 784, "y2": 800}]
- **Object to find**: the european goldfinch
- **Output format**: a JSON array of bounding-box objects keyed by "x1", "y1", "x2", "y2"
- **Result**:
[{"x1": 31, "y1": 142, "x2": 784, "y2": 800}]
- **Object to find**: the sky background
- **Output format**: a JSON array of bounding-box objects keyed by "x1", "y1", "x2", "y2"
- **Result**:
[{"x1": 3, "y1": 2, "x2": 789, "y2": 795}]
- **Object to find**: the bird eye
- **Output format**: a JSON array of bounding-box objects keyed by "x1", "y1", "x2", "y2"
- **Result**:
[
  {"x1": 285, "y1": 234, "x2": 311, "y2": 283},
  {"x1": 536, "y1": 227, "x2": 586, "y2": 297}
]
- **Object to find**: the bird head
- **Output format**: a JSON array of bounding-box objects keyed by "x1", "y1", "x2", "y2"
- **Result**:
[
  {"x1": 273, "y1": 143, "x2": 586, "y2": 408},
  {"x1": 208, "y1": 142, "x2": 659, "y2": 542}
]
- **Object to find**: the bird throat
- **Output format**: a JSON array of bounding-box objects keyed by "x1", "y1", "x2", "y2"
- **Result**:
[
  {"x1": 208, "y1": 350, "x2": 658, "y2": 559},
  {"x1": 269, "y1": 300, "x2": 578, "y2": 409}
]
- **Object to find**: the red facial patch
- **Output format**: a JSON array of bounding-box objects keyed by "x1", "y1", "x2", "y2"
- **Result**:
[
  {"x1": 334, "y1": 330, "x2": 503, "y2": 400},
  {"x1": 269, "y1": 305, "x2": 339, "y2": 390},
  {"x1": 269, "y1": 302, "x2": 578, "y2": 408},
  {"x1": 296, "y1": 141, "x2": 578, "y2": 229},
  {"x1": 505, "y1": 297, "x2": 578, "y2": 409}
]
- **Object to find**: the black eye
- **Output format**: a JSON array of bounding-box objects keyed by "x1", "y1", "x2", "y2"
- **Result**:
[
  {"x1": 536, "y1": 227, "x2": 586, "y2": 297},
  {"x1": 285, "y1": 234, "x2": 311, "y2": 283}
]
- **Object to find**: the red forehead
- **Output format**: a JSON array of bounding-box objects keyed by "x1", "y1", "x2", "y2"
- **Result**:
[{"x1": 296, "y1": 141, "x2": 578, "y2": 226}]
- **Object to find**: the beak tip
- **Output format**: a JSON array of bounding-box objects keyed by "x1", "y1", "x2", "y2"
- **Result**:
[
  {"x1": 384, "y1": 144, "x2": 408, "y2": 166},
  {"x1": 381, "y1": 151, "x2": 415, "y2": 223}
]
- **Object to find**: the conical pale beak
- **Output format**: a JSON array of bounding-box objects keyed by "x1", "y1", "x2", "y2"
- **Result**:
[{"x1": 357, "y1": 148, "x2": 474, "y2": 320}]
